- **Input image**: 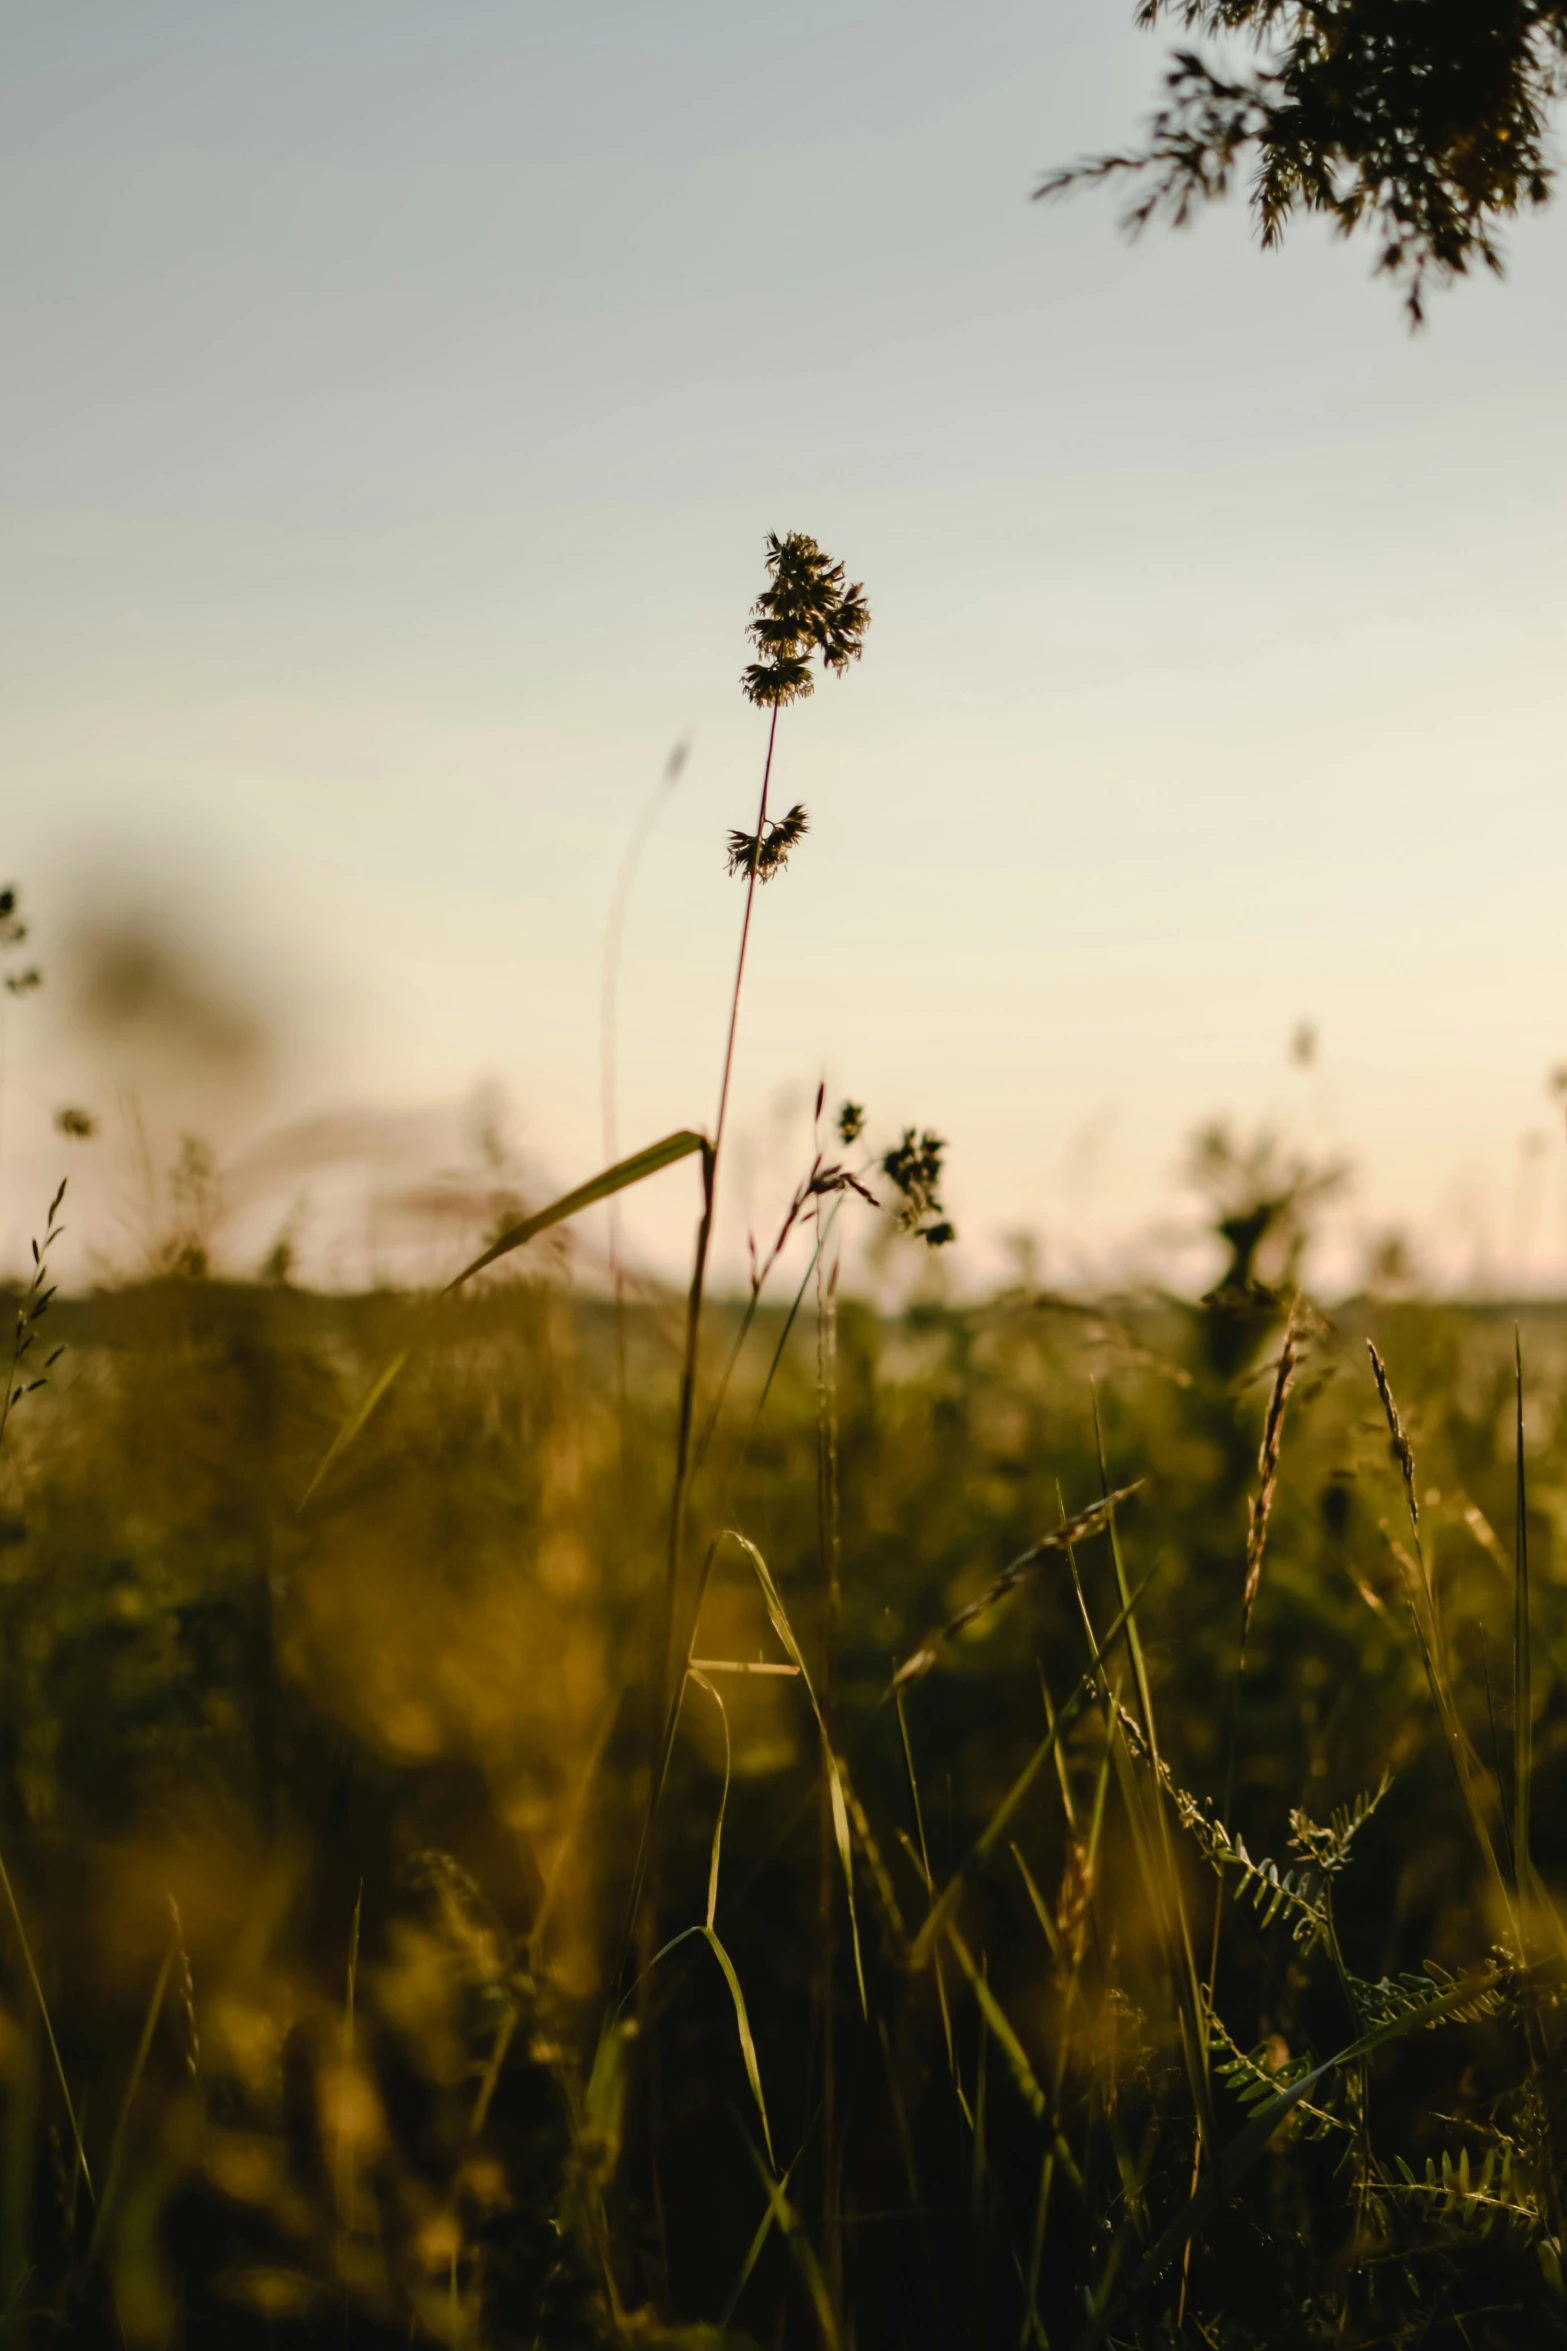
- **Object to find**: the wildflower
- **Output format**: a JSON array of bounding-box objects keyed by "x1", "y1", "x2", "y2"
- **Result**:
[{"x1": 837, "y1": 1101, "x2": 865, "y2": 1147}]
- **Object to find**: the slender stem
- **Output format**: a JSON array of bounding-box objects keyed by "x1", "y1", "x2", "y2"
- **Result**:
[
  {"x1": 814, "y1": 1183, "x2": 842, "y2": 2290},
  {"x1": 713, "y1": 703, "x2": 779, "y2": 1170},
  {"x1": 642, "y1": 704, "x2": 783, "y2": 1979},
  {"x1": 660, "y1": 706, "x2": 780, "y2": 1686},
  {"x1": 1514, "y1": 1326, "x2": 1532, "y2": 1912}
]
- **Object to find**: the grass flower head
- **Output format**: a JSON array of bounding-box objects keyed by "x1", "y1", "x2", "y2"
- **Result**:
[
  {"x1": 741, "y1": 530, "x2": 870, "y2": 709},
  {"x1": 725, "y1": 803, "x2": 809, "y2": 884}
]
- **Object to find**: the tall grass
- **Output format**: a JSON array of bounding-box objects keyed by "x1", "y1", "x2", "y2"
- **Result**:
[
  {"x1": 2, "y1": 1239, "x2": 1567, "y2": 2344},
  {"x1": 0, "y1": 547, "x2": 1565, "y2": 2348}
]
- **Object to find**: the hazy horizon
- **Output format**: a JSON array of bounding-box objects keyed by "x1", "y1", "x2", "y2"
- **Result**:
[{"x1": 6, "y1": 1, "x2": 1567, "y2": 1297}]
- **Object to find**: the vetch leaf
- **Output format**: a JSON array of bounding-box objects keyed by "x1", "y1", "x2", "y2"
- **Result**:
[{"x1": 1072, "y1": 1962, "x2": 1520, "y2": 2349}]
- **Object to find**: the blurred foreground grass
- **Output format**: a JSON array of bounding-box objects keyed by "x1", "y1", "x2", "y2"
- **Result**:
[{"x1": 3, "y1": 1176, "x2": 1567, "y2": 2347}]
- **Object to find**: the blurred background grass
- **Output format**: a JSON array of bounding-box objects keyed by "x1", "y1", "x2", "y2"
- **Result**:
[{"x1": 2, "y1": 1128, "x2": 1565, "y2": 2346}]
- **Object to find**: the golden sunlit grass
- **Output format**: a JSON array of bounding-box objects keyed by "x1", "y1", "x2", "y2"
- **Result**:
[{"x1": 1, "y1": 542, "x2": 1566, "y2": 2348}]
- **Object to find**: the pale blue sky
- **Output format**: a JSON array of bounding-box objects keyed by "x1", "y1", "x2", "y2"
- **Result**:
[{"x1": 4, "y1": 1, "x2": 1567, "y2": 1289}]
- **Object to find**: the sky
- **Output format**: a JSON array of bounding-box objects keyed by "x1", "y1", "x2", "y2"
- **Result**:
[{"x1": 3, "y1": 0, "x2": 1567, "y2": 1295}]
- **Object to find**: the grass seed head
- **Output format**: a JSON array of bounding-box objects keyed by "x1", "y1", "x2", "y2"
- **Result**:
[
  {"x1": 741, "y1": 530, "x2": 869, "y2": 708},
  {"x1": 1367, "y1": 1338, "x2": 1420, "y2": 1533},
  {"x1": 880, "y1": 1126, "x2": 955, "y2": 1246},
  {"x1": 725, "y1": 802, "x2": 810, "y2": 883}
]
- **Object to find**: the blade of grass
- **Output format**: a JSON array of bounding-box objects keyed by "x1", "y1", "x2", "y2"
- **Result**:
[
  {"x1": 1040, "y1": 1661, "x2": 1079, "y2": 1831},
  {"x1": 704, "y1": 1927, "x2": 775, "y2": 2173},
  {"x1": 1184, "y1": 1309, "x2": 1299, "y2": 2322},
  {"x1": 1091, "y1": 1395, "x2": 1216, "y2": 2165},
  {"x1": 529, "y1": 1691, "x2": 622, "y2": 1967},
  {"x1": 335, "y1": 1880, "x2": 363, "y2": 2230},
  {"x1": 726, "y1": 1531, "x2": 867, "y2": 2015},
  {"x1": 301, "y1": 1131, "x2": 707, "y2": 1505},
  {"x1": 1367, "y1": 1344, "x2": 1512, "y2": 1919},
  {"x1": 469, "y1": 2004, "x2": 517, "y2": 2140},
  {"x1": 971, "y1": 1944, "x2": 990, "y2": 2287},
  {"x1": 716, "y1": 1196, "x2": 845, "y2": 1487},
  {"x1": 894, "y1": 1683, "x2": 957, "y2": 2082},
  {"x1": 742, "y1": 2133, "x2": 842, "y2": 2351},
  {"x1": 943, "y1": 1923, "x2": 1084, "y2": 2196},
  {"x1": 616, "y1": 1519, "x2": 779, "y2": 1999},
  {"x1": 298, "y1": 1349, "x2": 409, "y2": 1508},
  {"x1": 689, "y1": 1670, "x2": 732, "y2": 1930},
  {"x1": 1021, "y1": 2150, "x2": 1053, "y2": 2351},
  {"x1": 908, "y1": 1576, "x2": 1150, "y2": 1971},
  {"x1": 0, "y1": 1849, "x2": 91, "y2": 2209},
  {"x1": 445, "y1": 1129, "x2": 707, "y2": 1291},
  {"x1": 813, "y1": 1192, "x2": 844, "y2": 2296},
  {"x1": 613, "y1": 1910, "x2": 775, "y2": 2176},
  {"x1": 719, "y1": 2147, "x2": 802, "y2": 2336},
  {"x1": 88, "y1": 1935, "x2": 175, "y2": 2259},
  {"x1": 875, "y1": 2015, "x2": 923, "y2": 2217},
  {"x1": 692, "y1": 1157, "x2": 854, "y2": 1488},
  {"x1": 1010, "y1": 1844, "x2": 1063, "y2": 1968},
  {"x1": 896, "y1": 1831, "x2": 975, "y2": 2128},
  {"x1": 1515, "y1": 1327, "x2": 1532, "y2": 1914}
]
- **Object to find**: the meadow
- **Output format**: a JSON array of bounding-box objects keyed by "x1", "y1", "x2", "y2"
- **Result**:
[
  {"x1": 2, "y1": 536, "x2": 1565, "y2": 2350},
  {"x1": 0, "y1": 1139, "x2": 1565, "y2": 2349}
]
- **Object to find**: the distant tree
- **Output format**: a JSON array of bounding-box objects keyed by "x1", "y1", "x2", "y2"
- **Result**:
[{"x1": 1039, "y1": 1, "x2": 1567, "y2": 320}]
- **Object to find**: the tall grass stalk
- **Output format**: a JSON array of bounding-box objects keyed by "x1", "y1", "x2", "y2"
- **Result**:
[
  {"x1": 1091, "y1": 1392, "x2": 1216, "y2": 2166},
  {"x1": 658, "y1": 708, "x2": 779, "y2": 1719},
  {"x1": 0, "y1": 1851, "x2": 91, "y2": 2211},
  {"x1": 633, "y1": 534, "x2": 869, "y2": 2033},
  {"x1": 1515, "y1": 1327, "x2": 1533, "y2": 1914},
  {"x1": 1182, "y1": 1310, "x2": 1299, "y2": 2318},
  {"x1": 813, "y1": 1134, "x2": 845, "y2": 2285},
  {"x1": 88, "y1": 1935, "x2": 175, "y2": 2262},
  {"x1": 1369, "y1": 1341, "x2": 1512, "y2": 1918}
]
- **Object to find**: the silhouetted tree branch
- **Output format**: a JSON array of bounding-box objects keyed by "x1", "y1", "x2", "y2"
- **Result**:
[{"x1": 1039, "y1": 1, "x2": 1567, "y2": 321}]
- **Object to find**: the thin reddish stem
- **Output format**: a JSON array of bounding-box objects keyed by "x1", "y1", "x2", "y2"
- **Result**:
[
  {"x1": 711, "y1": 701, "x2": 779, "y2": 1167},
  {"x1": 657, "y1": 701, "x2": 781, "y2": 1718}
]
